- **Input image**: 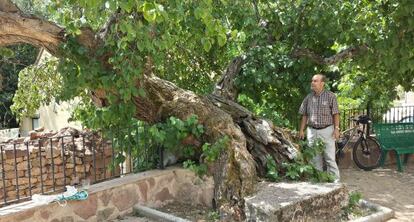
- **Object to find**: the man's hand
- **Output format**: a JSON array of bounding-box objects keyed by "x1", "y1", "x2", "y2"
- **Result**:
[
  {"x1": 299, "y1": 116, "x2": 307, "y2": 140},
  {"x1": 333, "y1": 128, "x2": 340, "y2": 140},
  {"x1": 299, "y1": 130, "x2": 305, "y2": 140}
]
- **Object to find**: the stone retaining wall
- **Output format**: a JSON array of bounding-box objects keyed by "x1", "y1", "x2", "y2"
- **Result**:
[
  {"x1": 0, "y1": 167, "x2": 214, "y2": 222},
  {"x1": 0, "y1": 128, "x2": 118, "y2": 203}
]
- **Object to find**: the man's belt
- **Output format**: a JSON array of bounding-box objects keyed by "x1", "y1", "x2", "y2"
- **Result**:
[{"x1": 309, "y1": 125, "x2": 332, "y2": 130}]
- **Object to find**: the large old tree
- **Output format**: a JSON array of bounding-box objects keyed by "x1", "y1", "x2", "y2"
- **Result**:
[{"x1": 1, "y1": 0, "x2": 413, "y2": 220}]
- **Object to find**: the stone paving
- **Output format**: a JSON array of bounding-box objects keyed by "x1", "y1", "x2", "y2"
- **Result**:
[{"x1": 341, "y1": 164, "x2": 414, "y2": 222}]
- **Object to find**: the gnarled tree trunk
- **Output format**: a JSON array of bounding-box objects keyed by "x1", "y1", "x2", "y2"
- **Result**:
[
  {"x1": 139, "y1": 70, "x2": 298, "y2": 220},
  {"x1": 0, "y1": 1, "x2": 334, "y2": 220}
]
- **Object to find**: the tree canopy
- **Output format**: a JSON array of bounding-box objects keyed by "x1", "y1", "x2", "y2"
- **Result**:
[
  {"x1": 1, "y1": 0, "x2": 414, "y2": 220},
  {"x1": 6, "y1": 0, "x2": 414, "y2": 130}
]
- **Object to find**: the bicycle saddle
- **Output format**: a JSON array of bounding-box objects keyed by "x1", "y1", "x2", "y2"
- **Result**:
[{"x1": 356, "y1": 115, "x2": 371, "y2": 124}]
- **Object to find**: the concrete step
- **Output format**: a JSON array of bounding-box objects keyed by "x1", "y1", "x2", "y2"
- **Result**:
[
  {"x1": 244, "y1": 181, "x2": 348, "y2": 221},
  {"x1": 109, "y1": 215, "x2": 159, "y2": 222},
  {"x1": 133, "y1": 205, "x2": 192, "y2": 222}
]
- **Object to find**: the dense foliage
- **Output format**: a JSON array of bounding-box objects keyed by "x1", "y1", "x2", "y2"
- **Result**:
[
  {"x1": 10, "y1": 0, "x2": 414, "y2": 132},
  {"x1": 11, "y1": 56, "x2": 61, "y2": 120},
  {"x1": 0, "y1": 44, "x2": 38, "y2": 129},
  {"x1": 266, "y1": 139, "x2": 335, "y2": 182}
]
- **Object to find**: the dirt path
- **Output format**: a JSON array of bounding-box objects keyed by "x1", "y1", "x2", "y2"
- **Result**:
[{"x1": 341, "y1": 164, "x2": 414, "y2": 221}]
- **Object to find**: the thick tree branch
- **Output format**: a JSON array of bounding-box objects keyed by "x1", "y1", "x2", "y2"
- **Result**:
[
  {"x1": 0, "y1": 0, "x2": 100, "y2": 54},
  {"x1": 0, "y1": 0, "x2": 19, "y2": 13},
  {"x1": 212, "y1": 56, "x2": 245, "y2": 101},
  {"x1": 291, "y1": 45, "x2": 368, "y2": 65},
  {"x1": 207, "y1": 94, "x2": 252, "y2": 121},
  {"x1": 97, "y1": 8, "x2": 121, "y2": 41},
  {"x1": 0, "y1": 0, "x2": 64, "y2": 53}
]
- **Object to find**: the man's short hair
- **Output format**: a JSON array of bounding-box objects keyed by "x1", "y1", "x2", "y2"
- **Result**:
[{"x1": 316, "y1": 74, "x2": 326, "y2": 82}]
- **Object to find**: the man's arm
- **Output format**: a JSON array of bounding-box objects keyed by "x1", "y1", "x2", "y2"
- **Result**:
[
  {"x1": 298, "y1": 95, "x2": 308, "y2": 140},
  {"x1": 299, "y1": 115, "x2": 308, "y2": 140},
  {"x1": 331, "y1": 93, "x2": 340, "y2": 140}
]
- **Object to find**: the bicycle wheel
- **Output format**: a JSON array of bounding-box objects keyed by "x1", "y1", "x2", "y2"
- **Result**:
[{"x1": 352, "y1": 136, "x2": 382, "y2": 171}]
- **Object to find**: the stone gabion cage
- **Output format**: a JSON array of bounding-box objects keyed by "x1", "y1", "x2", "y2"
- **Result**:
[{"x1": 0, "y1": 127, "x2": 120, "y2": 206}]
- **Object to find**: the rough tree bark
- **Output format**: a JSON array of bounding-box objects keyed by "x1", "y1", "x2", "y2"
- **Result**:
[
  {"x1": 0, "y1": 1, "x2": 356, "y2": 220},
  {"x1": 291, "y1": 45, "x2": 369, "y2": 65},
  {"x1": 141, "y1": 67, "x2": 299, "y2": 220}
]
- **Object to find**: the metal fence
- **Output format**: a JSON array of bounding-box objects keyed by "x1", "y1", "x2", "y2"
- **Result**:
[
  {"x1": 288, "y1": 105, "x2": 414, "y2": 131},
  {"x1": 340, "y1": 105, "x2": 414, "y2": 130},
  {"x1": 371, "y1": 105, "x2": 414, "y2": 123},
  {"x1": 0, "y1": 130, "x2": 162, "y2": 207}
]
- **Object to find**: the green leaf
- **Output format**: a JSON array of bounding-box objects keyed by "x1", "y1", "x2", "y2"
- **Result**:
[
  {"x1": 237, "y1": 31, "x2": 246, "y2": 42},
  {"x1": 217, "y1": 33, "x2": 227, "y2": 47},
  {"x1": 201, "y1": 38, "x2": 212, "y2": 52},
  {"x1": 137, "y1": 88, "x2": 146, "y2": 97},
  {"x1": 0, "y1": 47, "x2": 15, "y2": 58},
  {"x1": 141, "y1": 2, "x2": 157, "y2": 23},
  {"x1": 194, "y1": 7, "x2": 203, "y2": 19},
  {"x1": 119, "y1": 1, "x2": 134, "y2": 13},
  {"x1": 230, "y1": 30, "x2": 238, "y2": 39}
]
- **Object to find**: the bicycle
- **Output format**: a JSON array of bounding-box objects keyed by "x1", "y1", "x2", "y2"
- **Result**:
[{"x1": 336, "y1": 115, "x2": 382, "y2": 171}]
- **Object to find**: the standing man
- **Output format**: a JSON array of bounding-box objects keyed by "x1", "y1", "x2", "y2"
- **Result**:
[{"x1": 299, "y1": 74, "x2": 340, "y2": 182}]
